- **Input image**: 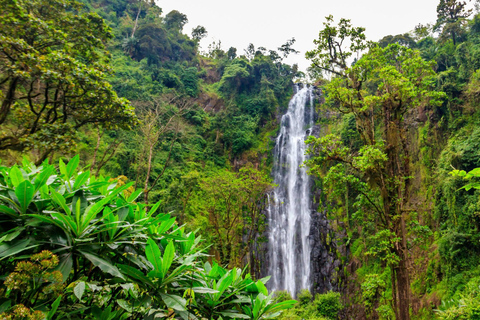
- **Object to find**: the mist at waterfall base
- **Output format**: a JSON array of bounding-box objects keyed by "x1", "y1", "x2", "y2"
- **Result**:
[{"x1": 266, "y1": 85, "x2": 315, "y2": 296}]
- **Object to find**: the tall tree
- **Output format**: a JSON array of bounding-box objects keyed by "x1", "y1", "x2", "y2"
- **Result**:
[
  {"x1": 191, "y1": 25, "x2": 208, "y2": 42},
  {"x1": 0, "y1": 0, "x2": 136, "y2": 161},
  {"x1": 193, "y1": 166, "x2": 272, "y2": 270},
  {"x1": 435, "y1": 0, "x2": 473, "y2": 44},
  {"x1": 164, "y1": 10, "x2": 188, "y2": 31},
  {"x1": 306, "y1": 17, "x2": 445, "y2": 320},
  {"x1": 134, "y1": 93, "x2": 193, "y2": 204}
]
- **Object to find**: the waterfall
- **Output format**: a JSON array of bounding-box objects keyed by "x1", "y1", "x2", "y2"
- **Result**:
[{"x1": 267, "y1": 84, "x2": 315, "y2": 296}]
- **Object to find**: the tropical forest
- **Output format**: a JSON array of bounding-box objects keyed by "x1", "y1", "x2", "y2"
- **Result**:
[{"x1": 1, "y1": 0, "x2": 480, "y2": 319}]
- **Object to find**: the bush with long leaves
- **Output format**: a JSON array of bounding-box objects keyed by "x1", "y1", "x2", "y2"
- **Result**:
[{"x1": 0, "y1": 156, "x2": 295, "y2": 319}]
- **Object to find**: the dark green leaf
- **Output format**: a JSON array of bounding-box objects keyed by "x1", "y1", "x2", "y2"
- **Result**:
[
  {"x1": 0, "y1": 239, "x2": 38, "y2": 260},
  {"x1": 46, "y1": 295, "x2": 62, "y2": 320},
  {"x1": 160, "y1": 293, "x2": 186, "y2": 311},
  {"x1": 56, "y1": 253, "x2": 73, "y2": 282},
  {"x1": 80, "y1": 251, "x2": 125, "y2": 280}
]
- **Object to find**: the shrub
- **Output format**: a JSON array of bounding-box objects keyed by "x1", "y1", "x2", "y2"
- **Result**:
[
  {"x1": 313, "y1": 291, "x2": 341, "y2": 319},
  {"x1": 298, "y1": 289, "x2": 313, "y2": 305},
  {"x1": 274, "y1": 290, "x2": 293, "y2": 302},
  {"x1": 0, "y1": 156, "x2": 296, "y2": 319}
]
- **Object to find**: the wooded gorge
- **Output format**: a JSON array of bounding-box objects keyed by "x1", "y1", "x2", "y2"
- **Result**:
[{"x1": 1, "y1": 0, "x2": 480, "y2": 319}]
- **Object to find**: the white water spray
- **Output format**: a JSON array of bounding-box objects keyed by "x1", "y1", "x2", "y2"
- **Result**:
[{"x1": 267, "y1": 84, "x2": 315, "y2": 296}]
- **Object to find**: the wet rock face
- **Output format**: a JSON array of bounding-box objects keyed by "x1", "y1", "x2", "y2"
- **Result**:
[{"x1": 309, "y1": 209, "x2": 340, "y2": 294}]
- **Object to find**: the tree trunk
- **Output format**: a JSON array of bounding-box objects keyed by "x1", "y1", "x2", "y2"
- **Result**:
[
  {"x1": 143, "y1": 143, "x2": 154, "y2": 204},
  {"x1": 0, "y1": 77, "x2": 19, "y2": 125},
  {"x1": 395, "y1": 246, "x2": 411, "y2": 320}
]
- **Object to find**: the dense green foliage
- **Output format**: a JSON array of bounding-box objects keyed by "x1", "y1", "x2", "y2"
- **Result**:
[
  {"x1": 0, "y1": 157, "x2": 295, "y2": 319},
  {"x1": 0, "y1": 0, "x2": 137, "y2": 159},
  {"x1": 4, "y1": 0, "x2": 480, "y2": 318},
  {"x1": 274, "y1": 290, "x2": 341, "y2": 320},
  {"x1": 305, "y1": 4, "x2": 480, "y2": 319}
]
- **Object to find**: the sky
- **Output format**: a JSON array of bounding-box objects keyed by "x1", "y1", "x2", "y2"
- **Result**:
[{"x1": 155, "y1": 0, "x2": 464, "y2": 71}]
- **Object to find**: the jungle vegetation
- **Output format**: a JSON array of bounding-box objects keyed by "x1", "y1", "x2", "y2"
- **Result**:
[{"x1": 1, "y1": 0, "x2": 480, "y2": 319}]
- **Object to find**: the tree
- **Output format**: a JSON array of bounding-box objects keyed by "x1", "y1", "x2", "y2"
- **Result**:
[
  {"x1": 245, "y1": 43, "x2": 256, "y2": 60},
  {"x1": 435, "y1": 0, "x2": 473, "y2": 45},
  {"x1": 134, "y1": 93, "x2": 193, "y2": 204},
  {"x1": 193, "y1": 166, "x2": 273, "y2": 270},
  {"x1": 278, "y1": 38, "x2": 299, "y2": 59},
  {"x1": 192, "y1": 25, "x2": 208, "y2": 41},
  {"x1": 305, "y1": 15, "x2": 371, "y2": 77},
  {"x1": 306, "y1": 16, "x2": 445, "y2": 320},
  {"x1": 134, "y1": 23, "x2": 171, "y2": 62},
  {"x1": 0, "y1": 0, "x2": 137, "y2": 162},
  {"x1": 164, "y1": 10, "x2": 188, "y2": 31},
  {"x1": 378, "y1": 33, "x2": 417, "y2": 48}
]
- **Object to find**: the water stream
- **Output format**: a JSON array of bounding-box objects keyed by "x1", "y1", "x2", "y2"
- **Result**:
[{"x1": 267, "y1": 84, "x2": 315, "y2": 296}]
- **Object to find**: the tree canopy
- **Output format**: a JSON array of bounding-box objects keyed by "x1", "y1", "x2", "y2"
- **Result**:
[{"x1": 0, "y1": 0, "x2": 137, "y2": 161}]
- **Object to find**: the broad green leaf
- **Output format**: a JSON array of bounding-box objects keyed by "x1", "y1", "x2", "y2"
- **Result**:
[
  {"x1": 148, "y1": 201, "x2": 161, "y2": 216},
  {"x1": 50, "y1": 188, "x2": 71, "y2": 215},
  {"x1": 15, "y1": 180, "x2": 34, "y2": 214},
  {"x1": 127, "y1": 189, "x2": 142, "y2": 202},
  {"x1": 218, "y1": 312, "x2": 250, "y2": 319},
  {"x1": 263, "y1": 300, "x2": 296, "y2": 315},
  {"x1": 0, "y1": 194, "x2": 21, "y2": 211},
  {"x1": 74, "y1": 198, "x2": 82, "y2": 234},
  {"x1": 50, "y1": 212, "x2": 77, "y2": 236},
  {"x1": 73, "y1": 170, "x2": 90, "y2": 190},
  {"x1": 57, "y1": 254, "x2": 73, "y2": 282},
  {"x1": 159, "y1": 293, "x2": 186, "y2": 311},
  {"x1": 191, "y1": 287, "x2": 219, "y2": 294},
  {"x1": 204, "y1": 261, "x2": 212, "y2": 274},
  {"x1": 116, "y1": 299, "x2": 130, "y2": 311},
  {"x1": 256, "y1": 279, "x2": 268, "y2": 295},
  {"x1": 9, "y1": 166, "x2": 24, "y2": 187},
  {"x1": 80, "y1": 251, "x2": 125, "y2": 280},
  {"x1": 162, "y1": 241, "x2": 175, "y2": 276},
  {"x1": 258, "y1": 276, "x2": 271, "y2": 285},
  {"x1": 66, "y1": 155, "x2": 80, "y2": 179},
  {"x1": 81, "y1": 183, "x2": 132, "y2": 231},
  {"x1": 230, "y1": 297, "x2": 251, "y2": 304},
  {"x1": 34, "y1": 165, "x2": 54, "y2": 192},
  {"x1": 157, "y1": 217, "x2": 176, "y2": 234},
  {"x1": 59, "y1": 159, "x2": 67, "y2": 178},
  {"x1": 215, "y1": 271, "x2": 233, "y2": 299},
  {"x1": 27, "y1": 214, "x2": 71, "y2": 236},
  {"x1": 177, "y1": 311, "x2": 199, "y2": 320},
  {"x1": 21, "y1": 157, "x2": 32, "y2": 172},
  {"x1": 74, "y1": 281, "x2": 85, "y2": 301},
  {"x1": 0, "y1": 300, "x2": 11, "y2": 314},
  {"x1": 4, "y1": 228, "x2": 23, "y2": 241},
  {"x1": 263, "y1": 311, "x2": 282, "y2": 319},
  {"x1": 146, "y1": 238, "x2": 163, "y2": 279},
  {"x1": 118, "y1": 264, "x2": 154, "y2": 287},
  {"x1": 0, "y1": 239, "x2": 38, "y2": 260},
  {"x1": 0, "y1": 205, "x2": 18, "y2": 217},
  {"x1": 46, "y1": 295, "x2": 62, "y2": 320}
]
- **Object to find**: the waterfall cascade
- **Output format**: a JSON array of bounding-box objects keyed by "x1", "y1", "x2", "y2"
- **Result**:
[{"x1": 267, "y1": 84, "x2": 315, "y2": 296}]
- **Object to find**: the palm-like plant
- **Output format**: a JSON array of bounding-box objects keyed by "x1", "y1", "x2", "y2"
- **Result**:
[{"x1": 0, "y1": 156, "x2": 295, "y2": 319}]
